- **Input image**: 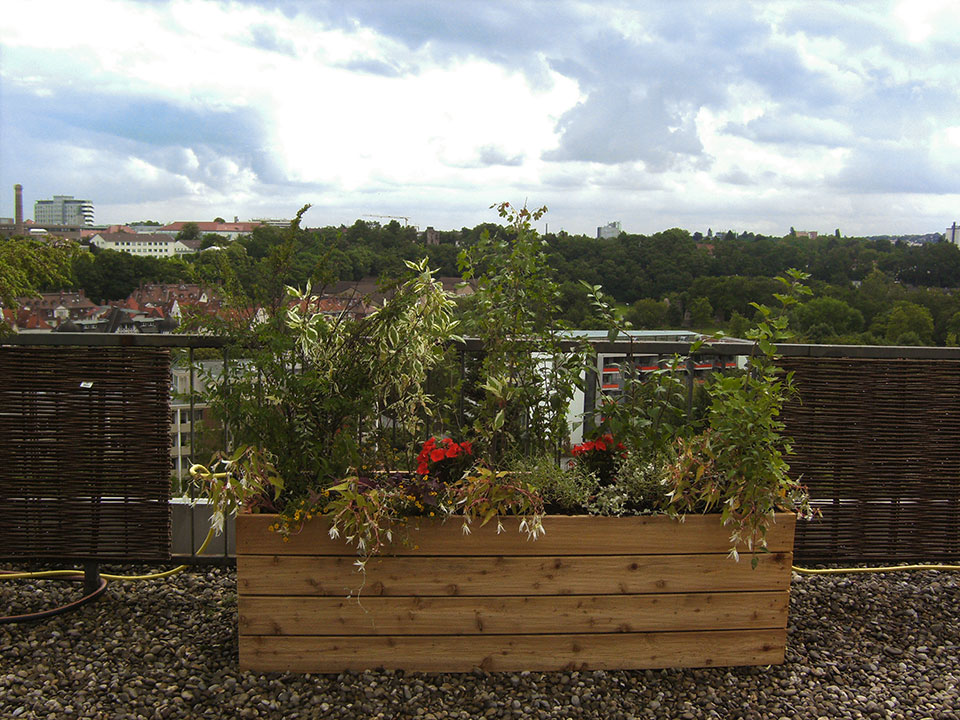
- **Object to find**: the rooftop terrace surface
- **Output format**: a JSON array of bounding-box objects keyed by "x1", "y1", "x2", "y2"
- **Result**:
[{"x1": 1, "y1": 565, "x2": 957, "y2": 719}]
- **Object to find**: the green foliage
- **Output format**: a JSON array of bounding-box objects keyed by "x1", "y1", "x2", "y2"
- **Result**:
[
  {"x1": 448, "y1": 465, "x2": 545, "y2": 539},
  {"x1": 520, "y1": 449, "x2": 668, "y2": 517},
  {"x1": 614, "y1": 451, "x2": 669, "y2": 512},
  {"x1": 872, "y1": 300, "x2": 935, "y2": 345},
  {"x1": 190, "y1": 446, "x2": 284, "y2": 536},
  {"x1": 0, "y1": 236, "x2": 83, "y2": 332},
  {"x1": 687, "y1": 296, "x2": 714, "y2": 328},
  {"x1": 458, "y1": 202, "x2": 587, "y2": 463},
  {"x1": 586, "y1": 284, "x2": 701, "y2": 460},
  {"x1": 727, "y1": 311, "x2": 752, "y2": 338},
  {"x1": 176, "y1": 222, "x2": 201, "y2": 242},
  {"x1": 196, "y1": 227, "x2": 460, "y2": 522},
  {"x1": 796, "y1": 296, "x2": 864, "y2": 338},
  {"x1": 509, "y1": 454, "x2": 589, "y2": 514},
  {"x1": 324, "y1": 475, "x2": 417, "y2": 561},
  {"x1": 184, "y1": 204, "x2": 882, "y2": 564},
  {"x1": 74, "y1": 247, "x2": 191, "y2": 302},
  {"x1": 318, "y1": 462, "x2": 545, "y2": 563},
  {"x1": 946, "y1": 311, "x2": 960, "y2": 346},
  {"x1": 662, "y1": 269, "x2": 816, "y2": 564},
  {"x1": 625, "y1": 298, "x2": 669, "y2": 329},
  {"x1": 200, "y1": 233, "x2": 227, "y2": 249}
]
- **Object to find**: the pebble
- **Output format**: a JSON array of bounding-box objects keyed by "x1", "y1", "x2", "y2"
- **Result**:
[{"x1": 0, "y1": 564, "x2": 957, "y2": 719}]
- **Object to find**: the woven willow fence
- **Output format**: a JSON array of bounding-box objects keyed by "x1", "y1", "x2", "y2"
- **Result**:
[
  {"x1": 1, "y1": 336, "x2": 958, "y2": 565},
  {"x1": 0, "y1": 345, "x2": 172, "y2": 561},
  {"x1": 781, "y1": 356, "x2": 960, "y2": 564}
]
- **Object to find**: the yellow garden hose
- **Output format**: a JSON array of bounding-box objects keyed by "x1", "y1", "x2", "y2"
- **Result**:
[
  {"x1": 0, "y1": 526, "x2": 216, "y2": 581},
  {"x1": 2, "y1": 461, "x2": 224, "y2": 583},
  {"x1": 0, "y1": 520, "x2": 217, "y2": 623}
]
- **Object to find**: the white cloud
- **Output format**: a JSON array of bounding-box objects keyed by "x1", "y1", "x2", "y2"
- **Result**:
[{"x1": 1, "y1": 1, "x2": 959, "y2": 235}]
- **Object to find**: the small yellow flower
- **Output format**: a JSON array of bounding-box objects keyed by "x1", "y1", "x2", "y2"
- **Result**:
[{"x1": 282, "y1": 536, "x2": 290, "y2": 543}]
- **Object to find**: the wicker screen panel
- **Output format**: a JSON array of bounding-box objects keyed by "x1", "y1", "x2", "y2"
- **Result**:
[
  {"x1": 781, "y1": 357, "x2": 960, "y2": 563},
  {"x1": 0, "y1": 346, "x2": 171, "y2": 561}
]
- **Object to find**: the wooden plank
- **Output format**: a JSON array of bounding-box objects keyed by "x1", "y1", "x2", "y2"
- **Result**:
[
  {"x1": 239, "y1": 591, "x2": 789, "y2": 636},
  {"x1": 236, "y1": 513, "x2": 796, "y2": 556},
  {"x1": 238, "y1": 629, "x2": 786, "y2": 672},
  {"x1": 237, "y1": 552, "x2": 793, "y2": 597}
]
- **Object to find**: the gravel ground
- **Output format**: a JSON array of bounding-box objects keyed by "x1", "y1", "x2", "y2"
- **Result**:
[{"x1": 1, "y1": 563, "x2": 958, "y2": 719}]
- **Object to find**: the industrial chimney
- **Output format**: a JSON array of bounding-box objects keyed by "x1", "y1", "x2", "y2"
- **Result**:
[{"x1": 14, "y1": 184, "x2": 24, "y2": 236}]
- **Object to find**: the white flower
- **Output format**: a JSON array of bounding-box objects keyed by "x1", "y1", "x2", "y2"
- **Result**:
[
  {"x1": 461, "y1": 522, "x2": 472, "y2": 535},
  {"x1": 211, "y1": 510, "x2": 225, "y2": 536},
  {"x1": 328, "y1": 525, "x2": 340, "y2": 540}
]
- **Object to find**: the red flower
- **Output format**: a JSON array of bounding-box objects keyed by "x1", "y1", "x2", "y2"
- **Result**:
[
  {"x1": 430, "y1": 448, "x2": 446, "y2": 463},
  {"x1": 595, "y1": 439, "x2": 607, "y2": 451},
  {"x1": 461, "y1": 441, "x2": 472, "y2": 455},
  {"x1": 446, "y1": 444, "x2": 460, "y2": 458},
  {"x1": 417, "y1": 462, "x2": 429, "y2": 475}
]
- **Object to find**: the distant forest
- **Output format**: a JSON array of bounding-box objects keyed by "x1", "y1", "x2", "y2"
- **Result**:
[{"x1": 69, "y1": 218, "x2": 960, "y2": 346}]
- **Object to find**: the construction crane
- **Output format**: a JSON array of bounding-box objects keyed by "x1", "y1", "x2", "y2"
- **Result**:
[{"x1": 362, "y1": 214, "x2": 418, "y2": 231}]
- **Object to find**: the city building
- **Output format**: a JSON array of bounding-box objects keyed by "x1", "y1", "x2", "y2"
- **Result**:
[
  {"x1": 34, "y1": 195, "x2": 94, "y2": 226},
  {"x1": 169, "y1": 359, "x2": 222, "y2": 487},
  {"x1": 597, "y1": 221, "x2": 622, "y2": 239},
  {"x1": 795, "y1": 230, "x2": 819, "y2": 239},
  {"x1": 89, "y1": 231, "x2": 201, "y2": 257},
  {"x1": 946, "y1": 222, "x2": 959, "y2": 246}
]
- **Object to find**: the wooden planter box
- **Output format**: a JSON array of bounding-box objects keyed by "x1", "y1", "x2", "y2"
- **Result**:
[{"x1": 236, "y1": 513, "x2": 796, "y2": 673}]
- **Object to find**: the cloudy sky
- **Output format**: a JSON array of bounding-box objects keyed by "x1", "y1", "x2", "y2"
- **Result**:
[{"x1": 1, "y1": 0, "x2": 959, "y2": 236}]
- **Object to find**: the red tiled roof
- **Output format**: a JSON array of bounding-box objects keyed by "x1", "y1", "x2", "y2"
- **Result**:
[
  {"x1": 15, "y1": 290, "x2": 95, "y2": 312},
  {"x1": 20, "y1": 312, "x2": 52, "y2": 330}
]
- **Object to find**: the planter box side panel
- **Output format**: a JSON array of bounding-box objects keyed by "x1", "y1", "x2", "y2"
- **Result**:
[
  {"x1": 236, "y1": 514, "x2": 795, "y2": 673},
  {"x1": 235, "y1": 513, "x2": 797, "y2": 556},
  {"x1": 239, "y1": 630, "x2": 786, "y2": 673}
]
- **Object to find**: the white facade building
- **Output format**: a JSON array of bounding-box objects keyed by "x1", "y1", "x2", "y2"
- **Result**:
[
  {"x1": 90, "y1": 231, "x2": 200, "y2": 258},
  {"x1": 946, "y1": 223, "x2": 959, "y2": 246},
  {"x1": 34, "y1": 195, "x2": 95, "y2": 225},
  {"x1": 597, "y1": 221, "x2": 622, "y2": 239}
]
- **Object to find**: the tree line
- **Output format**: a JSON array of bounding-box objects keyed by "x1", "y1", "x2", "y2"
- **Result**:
[{"x1": 23, "y1": 217, "x2": 960, "y2": 346}]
